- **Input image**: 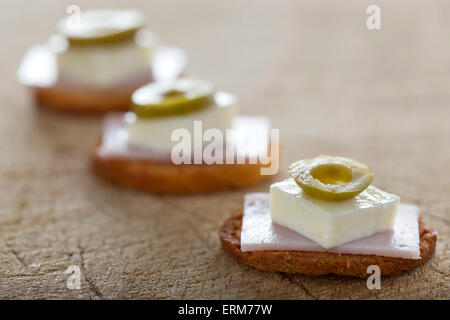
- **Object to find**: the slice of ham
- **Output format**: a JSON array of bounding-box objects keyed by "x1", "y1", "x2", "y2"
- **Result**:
[
  {"x1": 241, "y1": 193, "x2": 420, "y2": 259},
  {"x1": 97, "y1": 113, "x2": 272, "y2": 164}
]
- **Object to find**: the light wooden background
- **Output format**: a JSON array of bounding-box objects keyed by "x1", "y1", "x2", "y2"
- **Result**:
[{"x1": 0, "y1": 0, "x2": 448, "y2": 299}]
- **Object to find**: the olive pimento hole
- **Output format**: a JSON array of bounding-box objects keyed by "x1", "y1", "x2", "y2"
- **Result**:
[
  {"x1": 163, "y1": 88, "x2": 185, "y2": 97},
  {"x1": 310, "y1": 164, "x2": 352, "y2": 185}
]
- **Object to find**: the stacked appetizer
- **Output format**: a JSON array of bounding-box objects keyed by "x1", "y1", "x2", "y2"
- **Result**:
[
  {"x1": 220, "y1": 156, "x2": 437, "y2": 277},
  {"x1": 92, "y1": 78, "x2": 276, "y2": 193},
  {"x1": 17, "y1": 9, "x2": 186, "y2": 113}
]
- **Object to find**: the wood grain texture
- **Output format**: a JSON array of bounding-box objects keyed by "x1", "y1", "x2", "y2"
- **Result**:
[{"x1": 0, "y1": 0, "x2": 449, "y2": 299}]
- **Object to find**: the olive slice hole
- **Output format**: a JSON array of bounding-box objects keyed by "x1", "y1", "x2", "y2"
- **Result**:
[
  {"x1": 163, "y1": 88, "x2": 185, "y2": 97},
  {"x1": 310, "y1": 164, "x2": 352, "y2": 185}
]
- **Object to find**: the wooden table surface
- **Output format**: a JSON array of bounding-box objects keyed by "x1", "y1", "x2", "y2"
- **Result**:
[{"x1": 0, "y1": 0, "x2": 449, "y2": 299}]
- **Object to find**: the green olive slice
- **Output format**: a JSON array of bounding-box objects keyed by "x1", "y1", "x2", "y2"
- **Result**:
[
  {"x1": 58, "y1": 9, "x2": 145, "y2": 45},
  {"x1": 131, "y1": 78, "x2": 214, "y2": 118},
  {"x1": 288, "y1": 155, "x2": 374, "y2": 201}
]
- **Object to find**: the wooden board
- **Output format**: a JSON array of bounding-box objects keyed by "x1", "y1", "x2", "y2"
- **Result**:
[{"x1": 0, "y1": 0, "x2": 448, "y2": 299}]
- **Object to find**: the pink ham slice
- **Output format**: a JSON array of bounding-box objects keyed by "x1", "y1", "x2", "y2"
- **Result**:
[
  {"x1": 241, "y1": 193, "x2": 420, "y2": 259},
  {"x1": 97, "y1": 113, "x2": 272, "y2": 163}
]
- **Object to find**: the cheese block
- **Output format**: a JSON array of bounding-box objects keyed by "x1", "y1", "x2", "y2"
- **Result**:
[
  {"x1": 55, "y1": 33, "x2": 155, "y2": 88},
  {"x1": 126, "y1": 92, "x2": 236, "y2": 151}
]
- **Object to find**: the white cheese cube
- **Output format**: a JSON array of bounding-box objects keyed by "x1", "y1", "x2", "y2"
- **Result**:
[
  {"x1": 126, "y1": 91, "x2": 236, "y2": 152},
  {"x1": 56, "y1": 38, "x2": 154, "y2": 88},
  {"x1": 269, "y1": 178, "x2": 400, "y2": 249}
]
